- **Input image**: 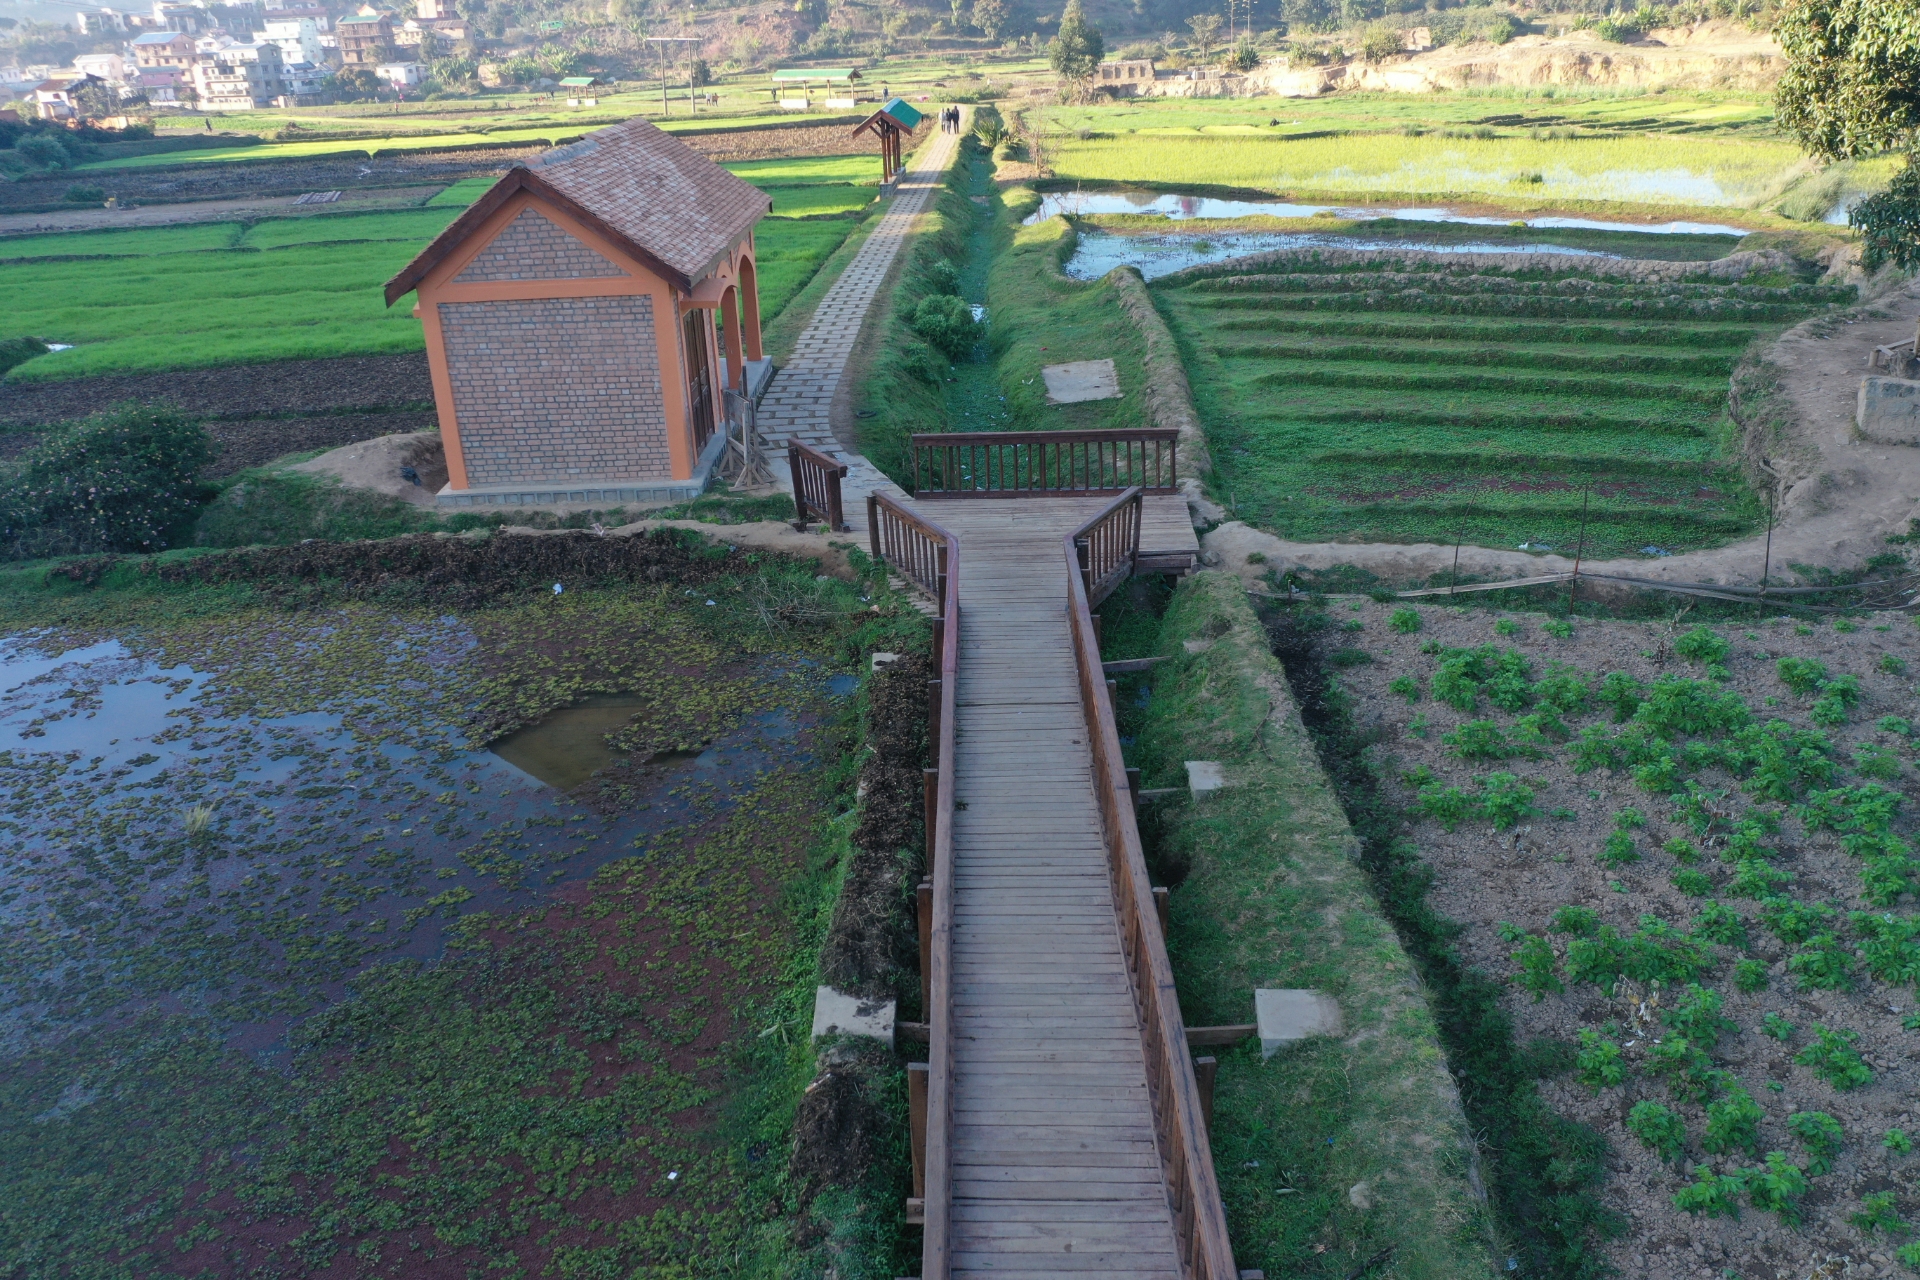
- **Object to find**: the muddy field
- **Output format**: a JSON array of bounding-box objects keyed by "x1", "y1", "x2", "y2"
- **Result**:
[
  {"x1": 0, "y1": 352, "x2": 434, "y2": 473},
  {"x1": 1322, "y1": 598, "x2": 1920, "y2": 1278}
]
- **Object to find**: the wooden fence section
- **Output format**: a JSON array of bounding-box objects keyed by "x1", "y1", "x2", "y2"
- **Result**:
[
  {"x1": 867, "y1": 492, "x2": 959, "y2": 1266},
  {"x1": 791, "y1": 441, "x2": 851, "y2": 531},
  {"x1": 910, "y1": 429, "x2": 1179, "y2": 498},
  {"x1": 1061, "y1": 506, "x2": 1239, "y2": 1280},
  {"x1": 1071, "y1": 487, "x2": 1143, "y2": 609}
]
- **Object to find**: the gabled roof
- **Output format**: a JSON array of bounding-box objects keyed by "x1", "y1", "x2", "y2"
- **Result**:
[
  {"x1": 132, "y1": 31, "x2": 188, "y2": 42},
  {"x1": 336, "y1": 14, "x2": 388, "y2": 24},
  {"x1": 385, "y1": 116, "x2": 771, "y2": 305}
]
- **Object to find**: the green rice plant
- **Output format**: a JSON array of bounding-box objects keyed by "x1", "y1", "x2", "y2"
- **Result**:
[
  {"x1": 1574, "y1": 1028, "x2": 1625, "y2": 1092},
  {"x1": 1745, "y1": 1151, "x2": 1808, "y2": 1224},
  {"x1": 1674, "y1": 1164, "x2": 1747, "y2": 1218},
  {"x1": 1795, "y1": 1025, "x2": 1873, "y2": 1091},
  {"x1": 1703, "y1": 1087, "x2": 1765, "y2": 1156},
  {"x1": 1628, "y1": 1101, "x2": 1689, "y2": 1162},
  {"x1": 1786, "y1": 1111, "x2": 1843, "y2": 1175}
]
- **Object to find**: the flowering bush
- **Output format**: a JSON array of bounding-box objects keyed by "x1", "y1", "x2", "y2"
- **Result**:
[{"x1": 0, "y1": 402, "x2": 210, "y2": 559}]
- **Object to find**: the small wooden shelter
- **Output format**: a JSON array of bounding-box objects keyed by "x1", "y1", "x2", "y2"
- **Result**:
[
  {"x1": 853, "y1": 97, "x2": 923, "y2": 186},
  {"x1": 384, "y1": 118, "x2": 770, "y2": 508}
]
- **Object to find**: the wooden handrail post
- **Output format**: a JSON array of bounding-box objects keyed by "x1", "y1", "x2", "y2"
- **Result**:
[
  {"x1": 1152, "y1": 884, "x2": 1169, "y2": 936},
  {"x1": 788, "y1": 442, "x2": 807, "y2": 529},
  {"x1": 917, "y1": 878, "x2": 933, "y2": 1013},
  {"x1": 1194, "y1": 1056, "x2": 1217, "y2": 1136},
  {"x1": 866, "y1": 493, "x2": 881, "y2": 563},
  {"x1": 927, "y1": 678, "x2": 943, "y2": 760},
  {"x1": 923, "y1": 768, "x2": 939, "y2": 868},
  {"x1": 908, "y1": 1062, "x2": 929, "y2": 1198}
]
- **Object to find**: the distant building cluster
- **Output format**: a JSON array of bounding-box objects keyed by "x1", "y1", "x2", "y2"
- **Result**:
[{"x1": 3, "y1": 0, "x2": 471, "y2": 118}]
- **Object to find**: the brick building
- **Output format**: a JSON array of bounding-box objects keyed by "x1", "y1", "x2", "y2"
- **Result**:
[
  {"x1": 335, "y1": 13, "x2": 393, "y2": 64},
  {"x1": 385, "y1": 118, "x2": 771, "y2": 507}
]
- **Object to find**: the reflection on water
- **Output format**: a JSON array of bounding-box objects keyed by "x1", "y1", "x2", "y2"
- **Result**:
[
  {"x1": 1025, "y1": 190, "x2": 1752, "y2": 237},
  {"x1": 1064, "y1": 229, "x2": 1619, "y2": 281},
  {"x1": 0, "y1": 633, "x2": 851, "y2": 1061}
]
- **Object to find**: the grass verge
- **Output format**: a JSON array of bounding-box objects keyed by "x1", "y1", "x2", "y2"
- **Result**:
[{"x1": 1102, "y1": 570, "x2": 1496, "y2": 1278}]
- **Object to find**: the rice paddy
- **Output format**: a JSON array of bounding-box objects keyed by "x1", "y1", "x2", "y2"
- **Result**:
[
  {"x1": 0, "y1": 163, "x2": 873, "y2": 382},
  {"x1": 1154, "y1": 252, "x2": 1854, "y2": 557}
]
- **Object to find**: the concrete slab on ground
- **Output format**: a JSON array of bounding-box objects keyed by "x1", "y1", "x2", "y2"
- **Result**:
[
  {"x1": 1042, "y1": 358, "x2": 1121, "y2": 404},
  {"x1": 1256, "y1": 988, "x2": 1344, "y2": 1061}
]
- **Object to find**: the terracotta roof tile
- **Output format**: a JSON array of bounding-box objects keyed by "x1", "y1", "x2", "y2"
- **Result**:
[{"x1": 526, "y1": 117, "x2": 768, "y2": 286}]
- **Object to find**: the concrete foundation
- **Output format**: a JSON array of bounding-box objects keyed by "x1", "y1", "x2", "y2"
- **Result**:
[
  {"x1": 1856, "y1": 375, "x2": 1920, "y2": 446},
  {"x1": 811, "y1": 985, "x2": 896, "y2": 1048},
  {"x1": 1255, "y1": 988, "x2": 1344, "y2": 1061},
  {"x1": 435, "y1": 417, "x2": 727, "y2": 509},
  {"x1": 1185, "y1": 760, "x2": 1228, "y2": 797}
]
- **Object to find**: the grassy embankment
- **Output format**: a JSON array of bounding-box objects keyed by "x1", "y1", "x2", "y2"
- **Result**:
[
  {"x1": 0, "y1": 539, "x2": 925, "y2": 1278},
  {"x1": 1100, "y1": 572, "x2": 1496, "y2": 1278},
  {"x1": 1, "y1": 153, "x2": 877, "y2": 382},
  {"x1": 1151, "y1": 254, "x2": 1853, "y2": 558}
]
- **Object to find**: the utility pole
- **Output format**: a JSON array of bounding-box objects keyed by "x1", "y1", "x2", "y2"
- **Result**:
[{"x1": 643, "y1": 35, "x2": 700, "y2": 116}]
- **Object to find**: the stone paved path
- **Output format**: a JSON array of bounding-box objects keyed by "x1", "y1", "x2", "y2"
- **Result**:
[{"x1": 757, "y1": 119, "x2": 962, "y2": 519}]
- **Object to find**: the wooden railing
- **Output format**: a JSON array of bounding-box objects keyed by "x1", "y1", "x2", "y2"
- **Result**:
[
  {"x1": 790, "y1": 441, "x2": 851, "y2": 532},
  {"x1": 868, "y1": 492, "x2": 959, "y2": 1277},
  {"x1": 1062, "y1": 509, "x2": 1238, "y2": 1280},
  {"x1": 910, "y1": 428, "x2": 1179, "y2": 498},
  {"x1": 1071, "y1": 486, "x2": 1143, "y2": 609}
]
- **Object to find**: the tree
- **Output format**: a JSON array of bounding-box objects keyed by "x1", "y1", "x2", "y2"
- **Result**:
[
  {"x1": 1227, "y1": 37, "x2": 1260, "y2": 71},
  {"x1": 1050, "y1": 0, "x2": 1103, "y2": 82},
  {"x1": 1186, "y1": 12, "x2": 1221, "y2": 63},
  {"x1": 331, "y1": 66, "x2": 381, "y2": 99},
  {"x1": 1776, "y1": 0, "x2": 1920, "y2": 160},
  {"x1": 972, "y1": 0, "x2": 1011, "y2": 40},
  {"x1": 1360, "y1": 23, "x2": 1400, "y2": 61},
  {"x1": 1851, "y1": 161, "x2": 1920, "y2": 269}
]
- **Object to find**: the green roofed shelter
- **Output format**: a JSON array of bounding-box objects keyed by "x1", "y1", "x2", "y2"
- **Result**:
[
  {"x1": 852, "y1": 97, "x2": 924, "y2": 186},
  {"x1": 558, "y1": 75, "x2": 601, "y2": 88},
  {"x1": 770, "y1": 67, "x2": 861, "y2": 81}
]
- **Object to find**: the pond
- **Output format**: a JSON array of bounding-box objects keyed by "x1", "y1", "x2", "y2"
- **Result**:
[
  {"x1": 0, "y1": 622, "x2": 842, "y2": 1061},
  {"x1": 1024, "y1": 189, "x2": 1753, "y2": 238},
  {"x1": 1062, "y1": 228, "x2": 1622, "y2": 281}
]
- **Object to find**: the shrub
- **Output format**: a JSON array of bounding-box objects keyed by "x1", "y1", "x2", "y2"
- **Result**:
[
  {"x1": 1777, "y1": 656, "x2": 1829, "y2": 695},
  {"x1": 1478, "y1": 772, "x2": 1536, "y2": 830},
  {"x1": 1676, "y1": 626, "x2": 1731, "y2": 666},
  {"x1": 1388, "y1": 607, "x2": 1421, "y2": 632},
  {"x1": 1787, "y1": 933, "x2": 1853, "y2": 990},
  {"x1": 1444, "y1": 719, "x2": 1515, "y2": 760},
  {"x1": 0, "y1": 402, "x2": 211, "y2": 559},
  {"x1": 1786, "y1": 1111, "x2": 1843, "y2": 1175},
  {"x1": 15, "y1": 132, "x2": 69, "y2": 168},
  {"x1": 1795, "y1": 1025, "x2": 1872, "y2": 1090},
  {"x1": 1703, "y1": 1087, "x2": 1765, "y2": 1155},
  {"x1": 1674, "y1": 1165, "x2": 1746, "y2": 1218},
  {"x1": 1734, "y1": 958, "x2": 1770, "y2": 992},
  {"x1": 1852, "y1": 1189, "x2": 1907, "y2": 1234},
  {"x1": 1512, "y1": 934, "x2": 1562, "y2": 999},
  {"x1": 1672, "y1": 868, "x2": 1715, "y2": 897},
  {"x1": 1628, "y1": 1101, "x2": 1688, "y2": 1161},
  {"x1": 1598, "y1": 829, "x2": 1639, "y2": 867},
  {"x1": 908, "y1": 294, "x2": 978, "y2": 360},
  {"x1": 1745, "y1": 1151, "x2": 1807, "y2": 1223},
  {"x1": 1574, "y1": 1028, "x2": 1625, "y2": 1091}
]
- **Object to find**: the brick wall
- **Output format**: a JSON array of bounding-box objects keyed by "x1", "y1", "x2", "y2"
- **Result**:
[
  {"x1": 438, "y1": 294, "x2": 675, "y2": 486},
  {"x1": 454, "y1": 206, "x2": 628, "y2": 283}
]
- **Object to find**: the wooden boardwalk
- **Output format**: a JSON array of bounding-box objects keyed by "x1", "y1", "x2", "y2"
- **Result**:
[{"x1": 929, "y1": 496, "x2": 1198, "y2": 1279}]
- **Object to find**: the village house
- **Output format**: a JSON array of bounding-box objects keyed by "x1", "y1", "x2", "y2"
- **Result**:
[
  {"x1": 384, "y1": 118, "x2": 772, "y2": 508},
  {"x1": 335, "y1": 13, "x2": 394, "y2": 65},
  {"x1": 131, "y1": 31, "x2": 197, "y2": 69},
  {"x1": 192, "y1": 41, "x2": 285, "y2": 108},
  {"x1": 1097, "y1": 57, "x2": 1157, "y2": 85}
]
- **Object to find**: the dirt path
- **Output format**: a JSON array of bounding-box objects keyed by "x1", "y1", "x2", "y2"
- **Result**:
[{"x1": 1203, "y1": 284, "x2": 1920, "y2": 591}]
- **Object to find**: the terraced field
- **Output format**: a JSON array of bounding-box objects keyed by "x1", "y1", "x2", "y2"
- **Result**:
[{"x1": 1154, "y1": 255, "x2": 1854, "y2": 558}]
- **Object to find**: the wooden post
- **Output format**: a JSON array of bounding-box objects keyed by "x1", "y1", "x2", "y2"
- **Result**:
[
  {"x1": 927, "y1": 678, "x2": 942, "y2": 758},
  {"x1": 1091, "y1": 614, "x2": 1103, "y2": 646},
  {"x1": 917, "y1": 878, "x2": 932, "y2": 1014},
  {"x1": 1194, "y1": 1055, "x2": 1218, "y2": 1135},
  {"x1": 866, "y1": 494, "x2": 881, "y2": 564},
  {"x1": 907, "y1": 1062, "x2": 929, "y2": 1198},
  {"x1": 923, "y1": 768, "x2": 938, "y2": 859},
  {"x1": 931, "y1": 615, "x2": 945, "y2": 664},
  {"x1": 1152, "y1": 885, "x2": 1169, "y2": 937},
  {"x1": 788, "y1": 442, "x2": 809, "y2": 529},
  {"x1": 1126, "y1": 765, "x2": 1142, "y2": 817}
]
